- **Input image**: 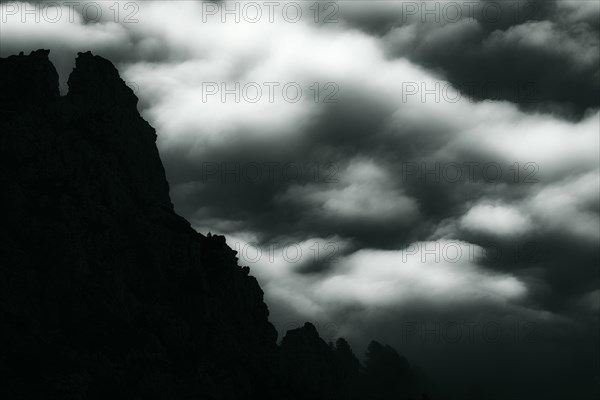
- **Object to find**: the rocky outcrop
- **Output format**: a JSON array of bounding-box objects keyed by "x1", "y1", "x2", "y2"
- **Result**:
[
  {"x1": 279, "y1": 325, "x2": 428, "y2": 400},
  {"x1": 0, "y1": 49, "x2": 59, "y2": 108},
  {"x1": 0, "y1": 50, "x2": 435, "y2": 400},
  {"x1": 280, "y1": 322, "x2": 341, "y2": 399},
  {"x1": 0, "y1": 50, "x2": 278, "y2": 399}
]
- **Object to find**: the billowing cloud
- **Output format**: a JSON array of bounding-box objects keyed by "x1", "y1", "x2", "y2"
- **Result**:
[{"x1": 460, "y1": 203, "x2": 532, "y2": 238}]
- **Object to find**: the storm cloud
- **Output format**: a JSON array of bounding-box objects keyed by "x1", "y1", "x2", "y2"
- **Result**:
[{"x1": 1, "y1": 1, "x2": 598, "y2": 398}]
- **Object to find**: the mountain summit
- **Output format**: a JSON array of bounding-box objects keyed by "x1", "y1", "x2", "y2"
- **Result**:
[{"x1": 0, "y1": 50, "x2": 433, "y2": 400}]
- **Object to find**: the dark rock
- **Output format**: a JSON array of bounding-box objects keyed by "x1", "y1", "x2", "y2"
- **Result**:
[
  {"x1": 0, "y1": 50, "x2": 279, "y2": 400},
  {"x1": 0, "y1": 50, "x2": 437, "y2": 400},
  {"x1": 280, "y1": 322, "x2": 340, "y2": 399},
  {"x1": 0, "y1": 49, "x2": 59, "y2": 110}
]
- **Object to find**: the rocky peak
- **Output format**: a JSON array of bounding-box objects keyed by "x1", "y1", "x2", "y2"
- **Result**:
[
  {"x1": 0, "y1": 50, "x2": 277, "y2": 398},
  {"x1": 281, "y1": 322, "x2": 323, "y2": 347},
  {"x1": 0, "y1": 49, "x2": 59, "y2": 109},
  {"x1": 67, "y1": 51, "x2": 138, "y2": 112},
  {"x1": 0, "y1": 49, "x2": 437, "y2": 400}
]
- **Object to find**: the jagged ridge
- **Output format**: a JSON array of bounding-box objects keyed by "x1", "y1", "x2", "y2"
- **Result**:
[{"x1": 0, "y1": 50, "x2": 434, "y2": 400}]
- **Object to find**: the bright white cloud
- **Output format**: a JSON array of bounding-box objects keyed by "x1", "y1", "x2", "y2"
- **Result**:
[
  {"x1": 527, "y1": 171, "x2": 600, "y2": 242},
  {"x1": 318, "y1": 241, "x2": 527, "y2": 307},
  {"x1": 277, "y1": 159, "x2": 420, "y2": 225},
  {"x1": 460, "y1": 203, "x2": 532, "y2": 237},
  {"x1": 247, "y1": 239, "x2": 529, "y2": 325}
]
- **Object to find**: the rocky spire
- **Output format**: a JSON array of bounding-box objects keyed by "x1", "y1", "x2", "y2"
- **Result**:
[
  {"x1": 67, "y1": 51, "x2": 138, "y2": 111},
  {"x1": 0, "y1": 49, "x2": 59, "y2": 109}
]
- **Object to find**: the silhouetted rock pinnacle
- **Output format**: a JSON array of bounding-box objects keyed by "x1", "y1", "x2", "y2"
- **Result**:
[
  {"x1": 0, "y1": 50, "x2": 436, "y2": 400},
  {"x1": 0, "y1": 49, "x2": 278, "y2": 399},
  {"x1": 0, "y1": 49, "x2": 59, "y2": 108}
]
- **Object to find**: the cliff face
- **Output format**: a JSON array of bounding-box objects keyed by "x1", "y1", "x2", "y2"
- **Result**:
[
  {"x1": 0, "y1": 50, "x2": 279, "y2": 399},
  {"x1": 0, "y1": 50, "x2": 434, "y2": 400}
]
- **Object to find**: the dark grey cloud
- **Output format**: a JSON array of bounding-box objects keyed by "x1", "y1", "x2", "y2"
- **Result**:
[{"x1": 334, "y1": 0, "x2": 600, "y2": 118}]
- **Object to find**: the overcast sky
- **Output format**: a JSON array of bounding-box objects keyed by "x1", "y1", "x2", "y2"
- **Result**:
[{"x1": 1, "y1": 1, "x2": 598, "y2": 398}]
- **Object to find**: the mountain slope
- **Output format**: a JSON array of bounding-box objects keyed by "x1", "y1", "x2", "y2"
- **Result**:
[
  {"x1": 0, "y1": 50, "x2": 434, "y2": 400},
  {"x1": 0, "y1": 49, "x2": 281, "y2": 399}
]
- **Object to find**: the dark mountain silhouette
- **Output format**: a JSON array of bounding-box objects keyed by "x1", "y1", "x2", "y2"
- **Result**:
[{"x1": 0, "y1": 50, "x2": 435, "y2": 400}]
